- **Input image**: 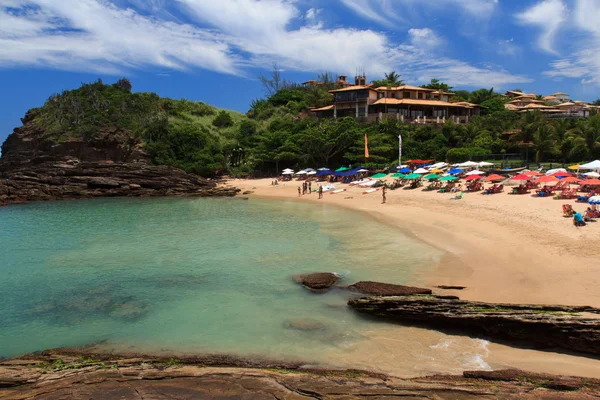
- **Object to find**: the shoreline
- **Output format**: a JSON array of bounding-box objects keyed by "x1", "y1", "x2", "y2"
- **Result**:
[{"x1": 229, "y1": 178, "x2": 600, "y2": 307}]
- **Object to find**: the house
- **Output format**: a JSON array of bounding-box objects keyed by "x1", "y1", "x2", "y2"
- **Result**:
[
  {"x1": 504, "y1": 90, "x2": 536, "y2": 99},
  {"x1": 312, "y1": 75, "x2": 476, "y2": 123},
  {"x1": 549, "y1": 92, "x2": 570, "y2": 102},
  {"x1": 542, "y1": 95, "x2": 561, "y2": 104}
]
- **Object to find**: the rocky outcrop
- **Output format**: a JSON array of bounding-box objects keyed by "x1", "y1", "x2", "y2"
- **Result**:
[
  {"x1": 348, "y1": 295, "x2": 600, "y2": 356},
  {"x1": 0, "y1": 112, "x2": 239, "y2": 206},
  {"x1": 346, "y1": 281, "x2": 432, "y2": 296},
  {"x1": 293, "y1": 272, "x2": 339, "y2": 293},
  {"x1": 2, "y1": 351, "x2": 600, "y2": 399}
]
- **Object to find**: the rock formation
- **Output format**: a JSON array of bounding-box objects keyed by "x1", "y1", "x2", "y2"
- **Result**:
[
  {"x1": 293, "y1": 272, "x2": 339, "y2": 293},
  {"x1": 2, "y1": 350, "x2": 600, "y2": 399},
  {"x1": 0, "y1": 110, "x2": 239, "y2": 206},
  {"x1": 346, "y1": 281, "x2": 433, "y2": 296},
  {"x1": 348, "y1": 294, "x2": 600, "y2": 356}
]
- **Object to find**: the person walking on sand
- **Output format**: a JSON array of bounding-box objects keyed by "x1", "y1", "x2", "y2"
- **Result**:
[
  {"x1": 308, "y1": 182, "x2": 312, "y2": 194},
  {"x1": 298, "y1": 186, "x2": 301, "y2": 197},
  {"x1": 318, "y1": 185, "x2": 323, "y2": 199},
  {"x1": 381, "y1": 186, "x2": 387, "y2": 204}
]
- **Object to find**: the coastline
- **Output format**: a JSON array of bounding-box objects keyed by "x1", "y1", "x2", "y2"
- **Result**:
[{"x1": 229, "y1": 178, "x2": 600, "y2": 307}]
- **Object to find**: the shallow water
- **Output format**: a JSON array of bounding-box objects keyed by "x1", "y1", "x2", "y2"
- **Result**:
[{"x1": 4, "y1": 196, "x2": 597, "y2": 377}]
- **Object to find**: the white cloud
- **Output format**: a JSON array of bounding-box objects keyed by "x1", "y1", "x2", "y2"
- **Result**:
[
  {"x1": 408, "y1": 28, "x2": 442, "y2": 49},
  {"x1": 305, "y1": 7, "x2": 321, "y2": 22},
  {"x1": 516, "y1": 0, "x2": 566, "y2": 54},
  {"x1": 497, "y1": 38, "x2": 520, "y2": 56},
  {"x1": 0, "y1": 0, "x2": 529, "y2": 89}
]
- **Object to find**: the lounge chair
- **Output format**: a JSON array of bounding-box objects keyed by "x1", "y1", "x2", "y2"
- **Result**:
[
  {"x1": 450, "y1": 191, "x2": 464, "y2": 200},
  {"x1": 511, "y1": 185, "x2": 530, "y2": 195},
  {"x1": 555, "y1": 188, "x2": 577, "y2": 200},
  {"x1": 439, "y1": 182, "x2": 455, "y2": 193},
  {"x1": 562, "y1": 204, "x2": 575, "y2": 217},
  {"x1": 536, "y1": 185, "x2": 553, "y2": 197},
  {"x1": 467, "y1": 181, "x2": 483, "y2": 192}
]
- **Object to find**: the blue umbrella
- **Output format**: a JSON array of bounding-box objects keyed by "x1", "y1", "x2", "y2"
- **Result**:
[
  {"x1": 399, "y1": 167, "x2": 412, "y2": 174},
  {"x1": 448, "y1": 168, "x2": 464, "y2": 175}
]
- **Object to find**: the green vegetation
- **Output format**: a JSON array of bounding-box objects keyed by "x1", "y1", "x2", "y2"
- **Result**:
[{"x1": 23, "y1": 77, "x2": 600, "y2": 179}]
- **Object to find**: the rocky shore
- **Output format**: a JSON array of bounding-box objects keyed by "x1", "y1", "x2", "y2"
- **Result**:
[
  {"x1": 0, "y1": 111, "x2": 239, "y2": 206},
  {"x1": 2, "y1": 350, "x2": 600, "y2": 399}
]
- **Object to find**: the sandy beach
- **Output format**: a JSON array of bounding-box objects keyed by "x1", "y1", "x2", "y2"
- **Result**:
[{"x1": 225, "y1": 177, "x2": 600, "y2": 378}]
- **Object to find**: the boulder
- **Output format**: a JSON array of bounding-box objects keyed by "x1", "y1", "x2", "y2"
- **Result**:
[
  {"x1": 294, "y1": 272, "x2": 339, "y2": 293},
  {"x1": 349, "y1": 294, "x2": 600, "y2": 356},
  {"x1": 346, "y1": 281, "x2": 432, "y2": 296}
]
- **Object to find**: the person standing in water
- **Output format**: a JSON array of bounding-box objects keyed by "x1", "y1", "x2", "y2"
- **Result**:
[
  {"x1": 318, "y1": 185, "x2": 323, "y2": 199},
  {"x1": 381, "y1": 186, "x2": 387, "y2": 204}
]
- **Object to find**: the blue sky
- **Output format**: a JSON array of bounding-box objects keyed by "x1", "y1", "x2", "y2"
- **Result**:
[{"x1": 1, "y1": 0, "x2": 600, "y2": 145}]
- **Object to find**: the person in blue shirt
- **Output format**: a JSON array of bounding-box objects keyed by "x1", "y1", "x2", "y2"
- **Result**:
[{"x1": 573, "y1": 211, "x2": 586, "y2": 227}]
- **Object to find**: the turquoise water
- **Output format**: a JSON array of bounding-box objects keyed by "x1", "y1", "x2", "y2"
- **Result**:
[{"x1": 0, "y1": 197, "x2": 442, "y2": 364}]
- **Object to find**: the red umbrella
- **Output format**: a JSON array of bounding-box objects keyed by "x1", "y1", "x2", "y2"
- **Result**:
[
  {"x1": 536, "y1": 175, "x2": 559, "y2": 183},
  {"x1": 550, "y1": 171, "x2": 572, "y2": 177},
  {"x1": 561, "y1": 177, "x2": 581, "y2": 184},
  {"x1": 465, "y1": 175, "x2": 481, "y2": 181},
  {"x1": 511, "y1": 173, "x2": 532, "y2": 181},
  {"x1": 484, "y1": 174, "x2": 505, "y2": 182},
  {"x1": 525, "y1": 171, "x2": 543, "y2": 177},
  {"x1": 583, "y1": 179, "x2": 600, "y2": 186}
]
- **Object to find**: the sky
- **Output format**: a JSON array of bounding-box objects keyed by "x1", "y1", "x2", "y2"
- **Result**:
[{"x1": 1, "y1": 0, "x2": 600, "y2": 145}]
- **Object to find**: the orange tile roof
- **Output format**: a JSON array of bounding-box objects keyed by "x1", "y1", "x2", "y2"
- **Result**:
[
  {"x1": 310, "y1": 105, "x2": 334, "y2": 111},
  {"x1": 550, "y1": 92, "x2": 569, "y2": 96},
  {"x1": 329, "y1": 85, "x2": 374, "y2": 93},
  {"x1": 373, "y1": 98, "x2": 465, "y2": 107},
  {"x1": 375, "y1": 85, "x2": 435, "y2": 92}
]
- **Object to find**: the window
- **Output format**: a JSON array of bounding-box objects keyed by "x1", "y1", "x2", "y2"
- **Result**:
[
  {"x1": 403, "y1": 91, "x2": 411, "y2": 98},
  {"x1": 418, "y1": 92, "x2": 423, "y2": 99}
]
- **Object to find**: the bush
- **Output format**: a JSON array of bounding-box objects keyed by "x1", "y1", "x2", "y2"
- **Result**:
[
  {"x1": 212, "y1": 110, "x2": 234, "y2": 128},
  {"x1": 113, "y1": 78, "x2": 132, "y2": 92},
  {"x1": 446, "y1": 147, "x2": 490, "y2": 163}
]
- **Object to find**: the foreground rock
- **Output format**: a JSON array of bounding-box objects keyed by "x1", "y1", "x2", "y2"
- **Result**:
[
  {"x1": 0, "y1": 112, "x2": 239, "y2": 206},
  {"x1": 347, "y1": 281, "x2": 432, "y2": 296},
  {"x1": 294, "y1": 272, "x2": 339, "y2": 293},
  {"x1": 349, "y1": 295, "x2": 600, "y2": 356},
  {"x1": 2, "y1": 351, "x2": 600, "y2": 399}
]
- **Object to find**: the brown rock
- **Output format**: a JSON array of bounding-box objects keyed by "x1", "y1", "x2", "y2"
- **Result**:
[
  {"x1": 293, "y1": 272, "x2": 339, "y2": 293},
  {"x1": 435, "y1": 285, "x2": 466, "y2": 290},
  {"x1": 346, "y1": 281, "x2": 432, "y2": 296},
  {"x1": 283, "y1": 319, "x2": 325, "y2": 331}
]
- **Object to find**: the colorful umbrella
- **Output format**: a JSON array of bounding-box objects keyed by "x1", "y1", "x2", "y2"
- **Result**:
[
  {"x1": 335, "y1": 167, "x2": 349, "y2": 172},
  {"x1": 583, "y1": 179, "x2": 600, "y2": 186},
  {"x1": 424, "y1": 173, "x2": 441, "y2": 180},
  {"x1": 371, "y1": 173, "x2": 388, "y2": 179},
  {"x1": 440, "y1": 176, "x2": 458, "y2": 181},
  {"x1": 568, "y1": 164, "x2": 580, "y2": 170},
  {"x1": 404, "y1": 173, "x2": 422, "y2": 180},
  {"x1": 484, "y1": 174, "x2": 505, "y2": 182},
  {"x1": 550, "y1": 171, "x2": 572, "y2": 177},
  {"x1": 589, "y1": 195, "x2": 600, "y2": 204},
  {"x1": 391, "y1": 173, "x2": 405, "y2": 178},
  {"x1": 561, "y1": 177, "x2": 581, "y2": 184},
  {"x1": 414, "y1": 168, "x2": 430, "y2": 174},
  {"x1": 525, "y1": 171, "x2": 543, "y2": 177},
  {"x1": 511, "y1": 174, "x2": 532, "y2": 181},
  {"x1": 536, "y1": 175, "x2": 559, "y2": 183},
  {"x1": 465, "y1": 175, "x2": 481, "y2": 181},
  {"x1": 399, "y1": 167, "x2": 412, "y2": 174},
  {"x1": 429, "y1": 168, "x2": 444, "y2": 173},
  {"x1": 448, "y1": 168, "x2": 464, "y2": 175}
]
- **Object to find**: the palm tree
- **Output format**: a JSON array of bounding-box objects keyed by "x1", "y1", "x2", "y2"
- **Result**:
[
  {"x1": 531, "y1": 123, "x2": 555, "y2": 164},
  {"x1": 512, "y1": 111, "x2": 544, "y2": 162},
  {"x1": 552, "y1": 119, "x2": 572, "y2": 163},
  {"x1": 568, "y1": 114, "x2": 600, "y2": 159},
  {"x1": 468, "y1": 88, "x2": 496, "y2": 104},
  {"x1": 384, "y1": 71, "x2": 403, "y2": 86}
]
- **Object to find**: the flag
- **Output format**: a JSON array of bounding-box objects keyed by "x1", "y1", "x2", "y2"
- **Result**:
[{"x1": 364, "y1": 133, "x2": 369, "y2": 158}]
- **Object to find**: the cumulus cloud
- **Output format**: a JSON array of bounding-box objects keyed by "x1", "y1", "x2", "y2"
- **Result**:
[
  {"x1": 497, "y1": 38, "x2": 520, "y2": 56},
  {"x1": 516, "y1": 0, "x2": 566, "y2": 54},
  {"x1": 0, "y1": 0, "x2": 529, "y2": 88}
]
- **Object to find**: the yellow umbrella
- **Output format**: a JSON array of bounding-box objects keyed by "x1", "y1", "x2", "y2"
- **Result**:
[
  {"x1": 568, "y1": 164, "x2": 580, "y2": 170},
  {"x1": 430, "y1": 168, "x2": 444, "y2": 173}
]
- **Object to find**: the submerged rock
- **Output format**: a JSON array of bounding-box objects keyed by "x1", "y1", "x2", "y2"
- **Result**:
[
  {"x1": 435, "y1": 285, "x2": 466, "y2": 290},
  {"x1": 283, "y1": 319, "x2": 325, "y2": 331},
  {"x1": 348, "y1": 294, "x2": 600, "y2": 356},
  {"x1": 293, "y1": 272, "x2": 339, "y2": 293},
  {"x1": 346, "y1": 281, "x2": 432, "y2": 296}
]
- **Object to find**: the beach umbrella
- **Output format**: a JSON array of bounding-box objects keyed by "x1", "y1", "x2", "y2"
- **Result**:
[
  {"x1": 295, "y1": 170, "x2": 307, "y2": 175},
  {"x1": 511, "y1": 173, "x2": 532, "y2": 181},
  {"x1": 391, "y1": 173, "x2": 405, "y2": 178},
  {"x1": 484, "y1": 174, "x2": 505, "y2": 182},
  {"x1": 316, "y1": 169, "x2": 332, "y2": 176},
  {"x1": 429, "y1": 168, "x2": 444, "y2": 173},
  {"x1": 589, "y1": 195, "x2": 600, "y2": 205},
  {"x1": 568, "y1": 164, "x2": 581, "y2": 170},
  {"x1": 439, "y1": 175, "x2": 458, "y2": 181},
  {"x1": 583, "y1": 172, "x2": 600, "y2": 178},
  {"x1": 424, "y1": 173, "x2": 441, "y2": 180},
  {"x1": 281, "y1": 171, "x2": 294, "y2": 175},
  {"x1": 583, "y1": 179, "x2": 600, "y2": 186},
  {"x1": 536, "y1": 175, "x2": 559, "y2": 183},
  {"x1": 448, "y1": 168, "x2": 464, "y2": 175},
  {"x1": 399, "y1": 167, "x2": 412, "y2": 174},
  {"x1": 579, "y1": 160, "x2": 600, "y2": 170},
  {"x1": 371, "y1": 173, "x2": 388, "y2": 179},
  {"x1": 468, "y1": 170, "x2": 485, "y2": 175},
  {"x1": 317, "y1": 167, "x2": 329, "y2": 171},
  {"x1": 546, "y1": 168, "x2": 567, "y2": 175},
  {"x1": 430, "y1": 162, "x2": 447, "y2": 169},
  {"x1": 525, "y1": 171, "x2": 543, "y2": 177},
  {"x1": 459, "y1": 161, "x2": 479, "y2": 167},
  {"x1": 414, "y1": 167, "x2": 429, "y2": 174},
  {"x1": 335, "y1": 167, "x2": 350, "y2": 172},
  {"x1": 550, "y1": 171, "x2": 572, "y2": 177},
  {"x1": 306, "y1": 171, "x2": 317, "y2": 175},
  {"x1": 404, "y1": 173, "x2": 422, "y2": 180},
  {"x1": 464, "y1": 175, "x2": 481, "y2": 181},
  {"x1": 282, "y1": 168, "x2": 294, "y2": 173},
  {"x1": 478, "y1": 161, "x2": 494, "y2": 167},
  {"x1": 357, "y1": 169, "x2": 369, "y2": 173},
  {"x1": 561, "y1": 176, "x2": 581, "y2": 184}
]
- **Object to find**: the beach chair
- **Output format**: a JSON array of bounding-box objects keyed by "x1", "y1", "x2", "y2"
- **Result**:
[
  {"x1": 439, "y1": 182, "x2": 455, "y2": 193},
  {"x1": 556, "y1": 188, "x2": 577, "y2": 200},
  {"x1": 483, "y1": 184, "x2": 498, "y2": 195},
  {"x1": 467, "y1": 181, "x2": 482, "y2": 192},
  {"x1": 450, "y1": 191, "x2": 464, "y2": 200},
  {"x1": 536, "y1": 185, "x2": 552, "y2": 197},
  {"x1": 562, "y1": 204, "x2": 575, "y2": 217},
  {"x1": 511, "y1": 185, "x2": 530, "y2": 195}
]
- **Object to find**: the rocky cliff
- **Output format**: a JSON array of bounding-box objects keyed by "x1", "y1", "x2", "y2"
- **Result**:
[{"x1": 0, "y1": 109, "x2": 238, "y2": 206}]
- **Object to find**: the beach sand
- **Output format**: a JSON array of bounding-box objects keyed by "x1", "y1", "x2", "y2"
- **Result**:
[{"x1": 226, "y1": 177, "x2": 600, "y2": 378}]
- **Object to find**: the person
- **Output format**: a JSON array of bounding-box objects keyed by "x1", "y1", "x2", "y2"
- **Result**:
[
  {"x1": 297, "y1": 186, "x2": 301, "y2": 197},
  {"x1": 274, "y1": 179, "x2": 278, "y2": 185},
  {"x1": 308, "y1": 182, "x2": 312, "y2": 194},
  {"x1": 302, "y1": 182, "x2": 306, "y2": 195},
  {"x1": 573, "y1": 211, "x2": 586, "y2": 227},
  {"x1": 381, "y1": 186, "x2": 387, "y2": 204},
  {"x1": 451, "y1": 184, "x2": 462, "y2": 193},
  {"x1": 318, "y1": 185, "x2": 323, "y2": 199}
]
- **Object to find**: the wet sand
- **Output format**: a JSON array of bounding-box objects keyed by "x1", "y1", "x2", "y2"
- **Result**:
[{"x1": 227, "y1": 177, "x2": 600, "y2": 378}]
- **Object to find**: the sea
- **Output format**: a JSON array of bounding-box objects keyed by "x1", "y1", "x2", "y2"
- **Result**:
[{"x1": 0, "y1": 196, "x2": 505, "y2": 376}]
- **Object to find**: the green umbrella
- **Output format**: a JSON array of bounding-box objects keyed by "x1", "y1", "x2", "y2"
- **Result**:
[
  {"x1": 371, "y1": 173, "x2": 388, "y2": 179},
  {"x1": 391, "y1": 173, "x2": 405, "y2": 178},
  {"x1": 424, "y1": 173, "x2": 441, "y2": 180},
  {"x1": 335, "y1": 167, "x2": 349, "y2": 172},
  {"x1": 404, "y1": 173, "x2": 422, "y2": 180},
  {"x1": 440, "y1": 175, "x2": 458, "y2": 181}
]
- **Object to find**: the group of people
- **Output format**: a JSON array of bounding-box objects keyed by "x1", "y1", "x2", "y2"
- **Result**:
[{"x1": 297, "y1": 181, "x2": 323, "y2": 199}]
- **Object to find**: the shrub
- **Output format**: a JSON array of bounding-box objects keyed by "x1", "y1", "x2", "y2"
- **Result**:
[{"x1": 212, "y1": 110, "x2": 234, "y2": 128}]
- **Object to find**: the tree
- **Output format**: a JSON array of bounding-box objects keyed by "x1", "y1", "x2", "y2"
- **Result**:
[
  {"x1": 531, "y1": 123, "x2": 555, "y2": 163},
  {"x1": 593, "y1": 99, "x2": 600, "y2": 106},
  {"x1": 371, "y1": 71, "x2": 404, "y2": 88},
  {"x1": 113, "y1": 78, "x2": 132, "y2": 92},
  {"x1": 452, "y1": 90, "x2": 471, "y2": 102},
  {"x1": 553, "y1": 119, "x2": 573, "y2": 163},
  {"x1": 568, "y1": 114, "x2": 600, "y2": 159},
  {"x1": 212, "y1": 110, "x2": 234, "y2": 128},
  {"x1": 259, "y1": 64, "x2": 295, "y2": 95},
  {"x1": 468, "y1": 88, "x2": 497, "y2": 104},
  {"x1": 480, "y1": 97, "x2": 507, "y2": 115},
  {"x1": 304, "y1": 85, "x2": 332, "y2": 108},
  {"x1": 421, "y1": 78, "x2": 453, "y2": 92},
  {"x1": 512, "y1": 111, "x2": 544, "y2": 162}
]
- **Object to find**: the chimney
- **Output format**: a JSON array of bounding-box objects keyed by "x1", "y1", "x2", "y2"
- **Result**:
[
  {"x1": 355, "y1": 75, "x2": 366, "y2": 86},
  {"x1": 338, "y1": 75, "x2": 347, "y2": 83}
]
